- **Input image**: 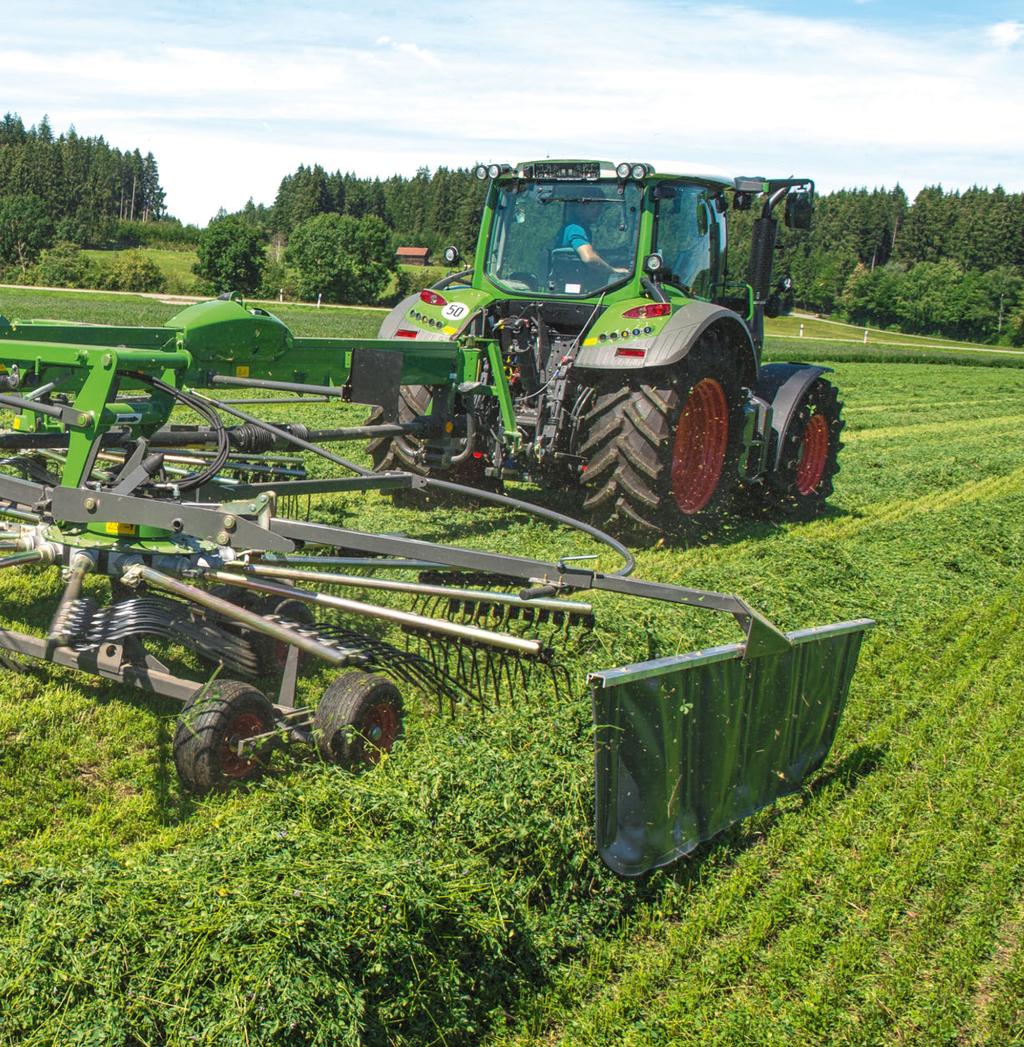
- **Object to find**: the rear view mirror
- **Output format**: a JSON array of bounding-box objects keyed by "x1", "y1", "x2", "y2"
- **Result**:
[{"x1": 785, "y1": 191, "x2": 813, "y2": 230}]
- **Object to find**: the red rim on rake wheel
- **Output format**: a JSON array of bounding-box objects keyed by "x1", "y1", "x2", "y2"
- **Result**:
[
  {"x1": 360, "y1": 702, "x2": 401, "y2": 759},
  {"x1": 796, "y1": 413, "x2": 830, "y2": 495},
  {"x1": 671, "y1": 378, "x2": 730, "y2": 514},
  {"x1": 173, "y1": 680, "x2": 277, "y2": 793},
  {"x1": 220, "y1": 710, "x2": 271, "y2": 780}
]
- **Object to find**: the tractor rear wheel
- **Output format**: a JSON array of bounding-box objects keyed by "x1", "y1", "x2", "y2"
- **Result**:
[
  {"x1": 367, "y1": 385, "x2": 491, "y2": 499},
  {"x1": 578, "y1": 334, "x2": 745, "y2": 538},
  {"x1": 761, "y1": 378, "x2": 843, "y2": 519}
]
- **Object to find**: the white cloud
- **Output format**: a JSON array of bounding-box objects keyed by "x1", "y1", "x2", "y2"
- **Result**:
[
  {"x1": 374, "y1": 34, "x2": 442, "y2": 68},
  {"x1": 986, "y1": 21, "x2": 1023, "y2": 48}
]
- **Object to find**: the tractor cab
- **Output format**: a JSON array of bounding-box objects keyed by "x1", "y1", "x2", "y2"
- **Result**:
[{"x1": 477, "y1": 160, "x2": 728, "y2": 306}]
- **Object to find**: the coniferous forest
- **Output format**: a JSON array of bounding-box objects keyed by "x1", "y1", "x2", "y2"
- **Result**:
[{"x1": 1, "y1": 114, "x2": 1023, "y2": 343}]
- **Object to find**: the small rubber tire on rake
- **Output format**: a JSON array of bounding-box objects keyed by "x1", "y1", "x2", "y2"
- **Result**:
[
  {"x1": 174, "y1": 679, "x2": 277, "y2": 794},
  {"x1": 314, "y1": 671, "x2": 404, "y2": 769}
]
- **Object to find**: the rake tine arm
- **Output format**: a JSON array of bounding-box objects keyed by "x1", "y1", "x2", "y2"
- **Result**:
[{"x1": 268, "y1": 519, "x2": 790, "y2": 657}]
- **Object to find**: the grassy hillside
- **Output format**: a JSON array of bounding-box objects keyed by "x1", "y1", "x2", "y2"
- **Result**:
[{"x1": 0, "y1": 290, "x2": 1022, "y2": 1042}]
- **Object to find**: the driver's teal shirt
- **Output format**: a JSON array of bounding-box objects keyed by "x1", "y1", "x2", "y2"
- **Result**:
[{"x1": 560, "y1": 223, "x2": 590, "y2": 252}]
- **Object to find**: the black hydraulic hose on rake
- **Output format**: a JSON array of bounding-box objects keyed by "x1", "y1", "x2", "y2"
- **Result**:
[
  {"x1": 128, "y1": 374, "x2": 231, "y2": 491},
  {"x1": 188, "y1": 389, "x2": 636, "y2": 578}
]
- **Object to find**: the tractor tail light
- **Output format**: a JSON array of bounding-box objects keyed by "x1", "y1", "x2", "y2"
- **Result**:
[
  {"x1": 420, "y1": 290, "x2": 447, "y2": 307},
  {"x1": 396, "y1": 329, "x2": 418, "y2": 338},
  {"x1": 622, "y1": 303, "x2": 671, "y2": 319}
]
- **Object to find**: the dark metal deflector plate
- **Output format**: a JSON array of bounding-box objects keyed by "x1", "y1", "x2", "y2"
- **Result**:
[{"x1": 590, "y1": 619, "x2": 874, "y2": 877}]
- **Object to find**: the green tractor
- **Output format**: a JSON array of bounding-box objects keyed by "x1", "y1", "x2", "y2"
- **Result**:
[{"x1": 372, "y1": 160, "x2": 841, "y2": 536}]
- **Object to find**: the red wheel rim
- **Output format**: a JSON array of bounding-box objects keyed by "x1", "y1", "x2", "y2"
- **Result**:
[
  {"x1": 361, "y1": 702, "x2": 400, "y2": 763},
  {"x1": 671, "y1": 378, "x2": 729, "y2": 514},
  {"x1": 220, "y1": 711, "x2": 267, "y2": 779},
  {"x1": 796, "y1": 413, "x2": 830, "y2": 495}
]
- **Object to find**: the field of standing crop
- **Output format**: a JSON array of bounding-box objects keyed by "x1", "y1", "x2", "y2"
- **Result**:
[{"x1": 0, "y1": 290, "x2": 1023, "y2": 1043}]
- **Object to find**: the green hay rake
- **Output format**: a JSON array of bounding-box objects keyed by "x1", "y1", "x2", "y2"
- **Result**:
[{"x1": 0, "y1": 297, "x2": 872, "y2": 875}]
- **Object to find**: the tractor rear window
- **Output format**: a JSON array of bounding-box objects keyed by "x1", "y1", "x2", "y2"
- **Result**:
[{"x1": 485, "y1": 181, "x2": 641, "y2": 297}]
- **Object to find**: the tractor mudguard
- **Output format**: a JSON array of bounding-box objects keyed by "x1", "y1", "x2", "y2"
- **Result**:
[
  {"x1": 591, "y1": 617, "x2": 872, "y2": 877},
  {"x1": 378, "y1": 287, "x2": 490, "y2": 340},
  {"x1": 378, "y1": 293, "x2": 422, "y2": 339},
  {"x1": 575, "y1": 300, "x2": 758, "y2": 386},
  {"x1": 754, "y1": 363, "x2": 832, "y2": 469}
]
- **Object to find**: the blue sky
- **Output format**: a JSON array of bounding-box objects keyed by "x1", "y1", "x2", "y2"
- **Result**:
[{"x1": 1, "y1": 0, "x2": 1022, "y2": 224}]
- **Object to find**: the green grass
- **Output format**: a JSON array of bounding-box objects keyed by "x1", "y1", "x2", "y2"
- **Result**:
[
  {"x1": 81, "y1": 247, "x2": 200, "y2": 295},
  {"x1": 0, "y1": 285, "x2": 384, "y2": 338},
  {"x1": 1, "y1": 290, "x2": 1024, "y2": 1042}
]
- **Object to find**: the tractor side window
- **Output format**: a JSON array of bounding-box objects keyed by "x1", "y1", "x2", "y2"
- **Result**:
[{"x1": 655, "y1": 183, "x2": 717, "y2": 299}]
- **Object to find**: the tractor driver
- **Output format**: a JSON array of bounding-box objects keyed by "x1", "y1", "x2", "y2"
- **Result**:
[{"x1": 559, "y1": 202, "x2": 628, "y2": 276}]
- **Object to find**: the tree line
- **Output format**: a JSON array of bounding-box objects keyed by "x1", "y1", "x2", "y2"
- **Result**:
[
  {"x1": 1, "y1": 113, "x2": 1022, "y2": 342},
  {"x1": 0, "y1": 113, "x2": 165, "y2": 254},
  {"x1": 729, "y1": 184, "x2": 1024, "y2": 344}
]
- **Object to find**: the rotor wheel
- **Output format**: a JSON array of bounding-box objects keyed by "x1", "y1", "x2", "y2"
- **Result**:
[
  {"x1": 367, "y1": 384, "x2": 491, "y2": 501},
  {"x1": 762, "y1": 378, "x2": 843, "y2": 519},
  {"x1": 578, "y1": 332, "x2": 746, "y2": 538},
  {"x1": 174, "y1": 680, "x2": 277, "y2": 793},
  {"x1": 314, "y1": 672, "x2": 404, "y2": 769}
]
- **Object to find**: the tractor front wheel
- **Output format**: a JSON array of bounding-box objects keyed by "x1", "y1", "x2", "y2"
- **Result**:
[
  {"x1": 761, "y1": 378, "x2": 843, "y2": 518},
  {"x1": 578, "y1": 334, "x2": 745, "y2": 538}
]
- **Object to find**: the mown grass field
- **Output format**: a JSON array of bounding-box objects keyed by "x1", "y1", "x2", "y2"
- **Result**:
[{"x1": 0, "y1": 288, "x2": 1023, "y2": 1043}]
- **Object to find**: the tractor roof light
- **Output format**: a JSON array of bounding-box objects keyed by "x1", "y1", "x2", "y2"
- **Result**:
[
  {"x1": 474, "y1": 164, "x2": 490, "y2": 180},
  {"x1": 631, "y1": 163, "x2": 649, "y2": 180},
  {"x1": 616, "y1": 162, "x2": 631, "y2": 179}
]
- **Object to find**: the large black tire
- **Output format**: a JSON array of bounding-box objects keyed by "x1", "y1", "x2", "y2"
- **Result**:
[
  {"x1": 367, "y1": 385, "x2": 491, "y2": 500},
  {"x1": 174, "y1": 680, "x2": 277, "y2": 793},
  {"x1": 578, "y1": 333, "x2": 746, "y2": 537},
  {"x1": 761, "y1": 378, "x2": 843, "y2": 519},
  {"x1": 314, "y1": 672, "x2": 404, "y2": 769}
]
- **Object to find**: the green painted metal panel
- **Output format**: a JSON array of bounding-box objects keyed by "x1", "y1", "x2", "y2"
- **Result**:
[{"x1": 591, "y1": 619, "x2": 873, "y2": 876}]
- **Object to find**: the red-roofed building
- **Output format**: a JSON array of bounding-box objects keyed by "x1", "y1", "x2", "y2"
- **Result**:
[{"x1": 396, "y1": 246, "x2": 431, "y2": 266}]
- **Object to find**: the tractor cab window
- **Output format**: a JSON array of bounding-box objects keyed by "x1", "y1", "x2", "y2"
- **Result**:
[
  {"x1": 654, "y1": 182, "x2": 719, "y2": 299},
  {"x1": 485, "y1": 180, "x2": 641, "y2": 297}
]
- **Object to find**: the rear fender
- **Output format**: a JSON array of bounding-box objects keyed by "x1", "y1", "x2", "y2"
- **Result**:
[
  {"x1": 754, "y1": 363, "x2": 832, "y2": 470},
  {"x1": 575, "y1": 301, "x2": 758, "y2": 386}
]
